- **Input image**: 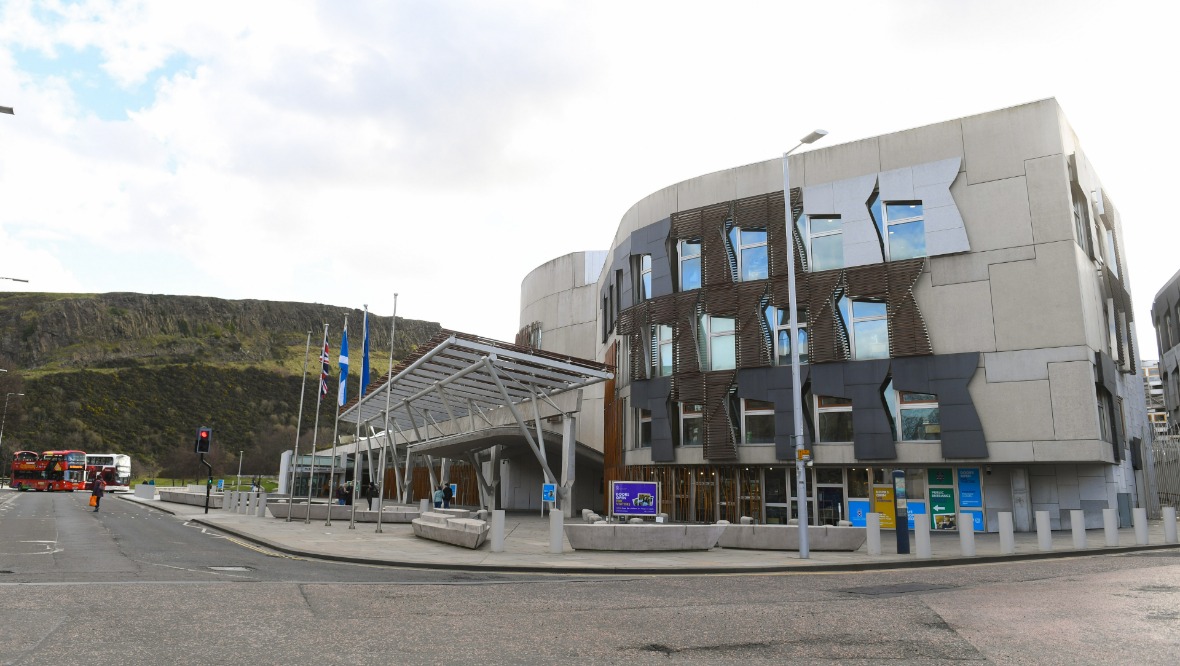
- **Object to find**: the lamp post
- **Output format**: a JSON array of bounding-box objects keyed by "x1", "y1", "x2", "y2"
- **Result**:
[
  {"x1": 1, "y1": 392, "x2": 25, "y2": 465},
  {"x1": 783, "y1": 129, "x2": 828, "y2": 559},
  {"x1": 236, "y1": 450, "x2": 244, "y2": 491}
]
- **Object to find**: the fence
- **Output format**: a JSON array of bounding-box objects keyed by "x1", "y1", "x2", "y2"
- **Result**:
[{"x1": 1151, "y1": 423, "x2": 1180, "y2": 512}]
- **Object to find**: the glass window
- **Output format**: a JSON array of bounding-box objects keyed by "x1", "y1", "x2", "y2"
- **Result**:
[
  {"x1": 699, "y1": 315, "x2": 736, "y2": 371},
  {"x1": 817, "y1": 396, "x2": 853, "y2": 443},
  {"x1": 848, "y1": 468, "x2": 871, "y2": 498},
  {"x1": 651, "y1": 324, "x2": 673, "y2": 377},
  {"x1": 742, "y1": 399, "x2": 775, "y2": 445},
  {"x1": 768, "y1": 306, "x2": 808, "y2": 366},
  {"x1": 1072, "y1": 192, "x2": 1091, "y2": 255},
  {"x1": 680, "y1": 404, "x2": 703, "y2": 446},
  {"x1": 808, "y1": 216, "x2": 843, "y2": 271},
  {"x1": 638, "y1": 409, "x2": 652, "y2": 449},
  {"x1": 815, "y1": 468, "x2": 842, "y2": 484},
  {"x1": 729, "y1": 227, "x2": 768, "y2": 282},
  {"x1": 847, "y1": 299, "x2": 889, "y2": 360},
  {"x1": 1104, "y1": 230, "x2": 1119, "y2": 277},
  {"x1": 638, "y1": 254, "x2": 653, "y2": 301},
  {"x1": 679, "y1": 239, "x2": 702, "y2": 291},
  {"x1": 883, "y1": 202, "x2": 925, "y2": 261}
]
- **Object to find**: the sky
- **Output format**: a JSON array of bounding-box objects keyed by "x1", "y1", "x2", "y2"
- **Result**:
[{"x1": 1, "y1": 0, "x2": 1178, "y2": 359}]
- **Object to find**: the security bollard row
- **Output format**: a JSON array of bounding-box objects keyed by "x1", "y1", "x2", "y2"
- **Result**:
[
  {"x1": 1071, "y1": 509, "x2": 1086, "y2": 550},
  {"x1": 1165, "y1": 507, "x2": 1178, "y2": 544}
]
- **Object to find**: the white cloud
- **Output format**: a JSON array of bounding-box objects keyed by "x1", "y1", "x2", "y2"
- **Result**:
[{"x1": 0, "y1": 0, "x2": 1178, "y2": 357}]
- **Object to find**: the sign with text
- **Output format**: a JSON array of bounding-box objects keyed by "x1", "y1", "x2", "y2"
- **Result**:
[
  {"x1": 873, "y1": 487, "x2": 896, "y2": 529},
  {"x1": 542, "y1": 483, "x2": 556, "y2": 503},
  {"x1": 961, "y1": 509, "x2": 984, "y2": 532},
  {"x1": 611, "y1": 481, "x2": 659, "y2": 517},
  {"x1": 957, "y1": 468, "x2": 982, "y2": 508},
  {"x1": 907, "y1": 501, "x2": 927, "y2": 530},
  {"x1": 848, "y1": 499, "x2": 871, "y2": 527},
  {"x1": 930, "y1": 487, "x2": 956, "y2": 529}
]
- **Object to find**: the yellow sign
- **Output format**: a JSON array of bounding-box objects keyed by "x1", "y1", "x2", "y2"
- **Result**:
[
  {"x1": 873, "y1": 487, "x2": 896, "y2": 529},
  {"x1": 796, "y1": 449, "x2": 811, "y2": 460}
]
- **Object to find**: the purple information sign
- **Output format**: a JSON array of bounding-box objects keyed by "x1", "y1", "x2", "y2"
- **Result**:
[{"x1": 612, "y1": 481, "x2": 659, "y2": 516}]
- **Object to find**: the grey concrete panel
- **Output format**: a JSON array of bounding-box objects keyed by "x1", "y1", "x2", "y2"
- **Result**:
[
  {"x1": 925, "y1": 227, "x2": 971, "y2": 257},
  {"x1": 928, "y1": 245, "x2": 1035, "y2": 287},
  {"x1": 983, "y1": 346, "x2": 1092, "y2": 382}
]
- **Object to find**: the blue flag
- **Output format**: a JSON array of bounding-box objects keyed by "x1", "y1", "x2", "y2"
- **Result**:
[
  {"x1": 361, "y1": 307, "x2": 371, "y2": 396},
  {"x1": 338, "y1": 321, "x2": 349, "y2": 407}
]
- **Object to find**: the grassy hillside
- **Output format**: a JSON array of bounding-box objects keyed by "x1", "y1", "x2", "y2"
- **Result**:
[{"x1": 0, "y1": 292, "x2": 441, "y2": 478}]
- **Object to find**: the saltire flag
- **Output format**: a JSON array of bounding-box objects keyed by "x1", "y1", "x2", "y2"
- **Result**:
[
  {"x1": 361, "y1": 307, "x2": 371, "y2": 397},
  {"x1": 338, "y1": 320, "x2": 350, "y2": 407},
  {"x1": 318, "y1": 336, "x2": 331, "y2": 397}
]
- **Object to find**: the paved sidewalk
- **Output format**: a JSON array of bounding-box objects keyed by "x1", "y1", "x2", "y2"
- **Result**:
[{"x1": 119, "y1": 494, "x2": 1180, "y2": 574}]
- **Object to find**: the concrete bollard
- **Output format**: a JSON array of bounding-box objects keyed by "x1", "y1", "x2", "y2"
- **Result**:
[
  {"x1": 1036, "y1": 511, "x2": 1052, "y2": 551},
  {"x1": 1071, "y1": 510, "x2": 1086, "y2": 550},
  {"x1": 1103, "y1": 508, "x2": 1119, "y2": 547},
  {"x1": 915, "y1": 517, "x2": 931, "y2": 559},
  {"x1": 549, "y1": 509, "x2": 564, "y2": 554},
  {"x1": 244, "y1": 492, "x2": 253, "y2": 516},
  {"x1": 1164, "y1": 507, "x2": 1178, "y2": 544},
  {"x1": 419, "y1": 498, "x2": 431, "y2": 514},
  {"x1": 866, "y1": 513, "x2": 881, "y2": 555},
  {"x1": 959, "y1": 515, "x2": 976, "y2": 557},
  {"x1": 1133, "y1": 507, "x2": 1149, "y2": 545},
  {"x1": 256, "y1": 492, "x2": 268, "y2": 517},
  {"x1": 491, "y1": 510, "x2": 506, "y2": 553},
  {"x1": 223, "y1": 490, "x2": 233, "y2": 510},
  {"x1": 998, "y1": 512, "x2": 1015, "y2": 554}
]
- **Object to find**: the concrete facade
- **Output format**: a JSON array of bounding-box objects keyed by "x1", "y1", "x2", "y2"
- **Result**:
[{"x1": 520, "y1": 99, "x2": 1150, "y2": 532}]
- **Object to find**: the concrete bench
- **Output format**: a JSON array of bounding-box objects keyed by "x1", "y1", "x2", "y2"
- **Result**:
[
  {"x1": 157, "y1": 490, "x2": 224, "y2": 509},
  {"x1": 563, "y1": 523, "x2": 727, "y2": 551},
  {"x1": 717, "y1": 524, "x2": 867, "y2": 551},
  {"x1": 265, "y1": 502, "x2": 354, "y2": 521},
  {"x1": 411, "y1": 512, "x2": 489, "y2": 549}
]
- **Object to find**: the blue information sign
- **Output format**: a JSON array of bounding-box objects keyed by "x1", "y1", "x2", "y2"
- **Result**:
[
  {"x1": 217, "y1": 479, "x2": 224, "y2": 491},
  {"x1": 958, "y1": 468, "x2": 982, "y2": 508},
  {"x1": 612, "y1": 481, "x2": 658, "y2": 516},
  {"x1": 907, "y1": 501, "x2": 927, "y2": 530},
  {"x1": 542, "y1": 483, "x2": 556, "y2": 503},
  {"x1": 848, "y1": 500, "x2": 871, "y2": 527},
  {"x1": 961, "y1": 509, "x2": 984, "y2": 532}
]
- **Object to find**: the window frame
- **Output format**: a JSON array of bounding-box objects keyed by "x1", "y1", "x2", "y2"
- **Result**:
[
  {"x1": 637, "y1": 254, "x2": 653, "y2": 301},
  {"x1": 651, "y1": 323, "x2": 673, "y2": 377},
  {"x1": 728, "y1": 226, "x2": 769, "y2": 282},
  {"x1": 1072, "y1": 189, "x2": 1092, "y2": 256},
  {"x1": 815, "y1": 395, "x2": 853, "y2": 443},
  {"x1": 741, "y1": 398, "x2": 775, "y2": 445},
  {"x1": 897, "y1": 391, "x2": 940, "y2": 442},
  {"x1": 882, "y1": 201, "x2": 926, "y2": 261},
  {"x1": 766, "y1": 305, "x2": 808, "y2": 366},
  {"x1": 841, "y1": 297, "x2": 890, "y2": 360},
  {"x1": 678, "y1": 238, "x2": 702, "y2": 291},
  {"x1": 680, "y1": 403, "x2": 703, "y2": 447},
  {"x1": 637, "y1": 408, "x2": 652, "y2": 449},
  {"x1": 807, "y1": 215, "x2": 843, "y2": 272},
  {"x1": 698, "y1": 314, "x2": 737, "y2": 371}
]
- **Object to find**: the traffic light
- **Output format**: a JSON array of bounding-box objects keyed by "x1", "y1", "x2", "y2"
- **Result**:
[{"x1": 195, "y1": 426, "x2": 212, "y2": 453}]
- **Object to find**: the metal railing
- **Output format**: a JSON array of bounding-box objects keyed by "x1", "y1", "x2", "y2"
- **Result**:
[{"x1": 1151, "y1": 422, "x2": 1180, "y2": 512}]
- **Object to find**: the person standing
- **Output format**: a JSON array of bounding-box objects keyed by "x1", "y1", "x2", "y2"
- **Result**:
[
  {"x1": 432, "y1": 485, "x2": 444, "y2": 509},
  {"x1": 442, "y1": 483, "x2": 453, "y2": 509},
  {"x1": 91, "y1": 475, "x2": 106, "y2": 512},
  {"x1": 363, "y1": 481, "x2": 374, "y2": 510}
]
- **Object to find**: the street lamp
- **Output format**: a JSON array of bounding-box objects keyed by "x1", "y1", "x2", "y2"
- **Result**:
[
  {"x1": 1, "y1": 392, "x2": 26, "y2": 465},
  {"x1": 236, "y1": 450, "x2": 244, "y2": 491},
  {"x1": 782, "y1": 128, "x2": 828, "y2": 559}
]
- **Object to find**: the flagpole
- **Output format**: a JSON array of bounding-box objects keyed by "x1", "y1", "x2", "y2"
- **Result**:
[
  {"x1": 376, "y1": 294, "x2": 398, "y2": 534},
  {"x1": 349, "y1": 305, "x2": 369, "y2": 529},
  {"x1": 305, "y1": 323, "x2": 329, "y2": 524},
  {"x1": 326, "y1": 314, "x2": 348, "y2": 526},
  {"x1": 287, "y1": 330, "x2": 312, "y2": 522}
]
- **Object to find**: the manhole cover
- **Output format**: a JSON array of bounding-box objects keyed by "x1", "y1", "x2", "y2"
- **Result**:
[
  {"x1": 208, "y1": 566, "x2": 252, "y2": 572},
  {"x1": 843, "y1": 582, "x2": 954, "y2": 596}
]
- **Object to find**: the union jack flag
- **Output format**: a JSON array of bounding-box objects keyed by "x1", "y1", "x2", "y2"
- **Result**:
[{"x1": 319, "y1": 339, "x2": 331, "y2": 397}]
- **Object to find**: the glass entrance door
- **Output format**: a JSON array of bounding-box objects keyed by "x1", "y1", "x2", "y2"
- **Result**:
[{"x1": 816, "y1": 486, "x2": 845, "y2": 526}]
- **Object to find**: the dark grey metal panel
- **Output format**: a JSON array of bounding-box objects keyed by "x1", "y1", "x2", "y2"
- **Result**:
[
  {"x1": 737, "y1": 365, "x2": 812, "y2": 461},
  {"x1": 1130, "y1": 436, "x2": 1142, "y2": 471},
  {"x1": 631, "y1": 218, "x2": 674, "y2": 300},
  {"x1": 809, "y1": 363, "x2": 847, "y2": 398},
  {"x1": 894, "y1": 352, "x2": 986, "y2": 459},
  {"x1": 1095, "y1": 350, "x2": 1118, "y2": 397},
  {"x1": 631, "y1": 377, "x2": 674, "y2": 462},
  {"x1": 843, "y1": 360, "x2": 894, "y2": 460}
]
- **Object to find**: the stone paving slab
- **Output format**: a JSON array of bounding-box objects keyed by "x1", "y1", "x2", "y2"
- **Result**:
[{"x1": 119, "y1": 494, "x2": 1180, "y2": 574}]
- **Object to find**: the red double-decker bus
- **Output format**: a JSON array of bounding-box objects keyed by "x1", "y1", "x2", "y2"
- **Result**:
[{"x1": 10, "y1": 450, "x2": 88, "y2": 491}]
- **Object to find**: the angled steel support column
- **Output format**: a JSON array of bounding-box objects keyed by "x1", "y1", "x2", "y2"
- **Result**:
[{"x1": 482, "y1": 357, "x2": 558, "y2": 485}]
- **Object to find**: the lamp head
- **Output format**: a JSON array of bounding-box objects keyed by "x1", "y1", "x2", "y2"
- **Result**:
[{"x1": 800, "y1": 129, "x2": 828, "y2": 144}]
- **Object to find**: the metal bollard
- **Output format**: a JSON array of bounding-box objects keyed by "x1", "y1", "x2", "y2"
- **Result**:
[
  {"x1": 491, "y1": 510, "x2": 506, "y2": 553},
  {"x1": 915, "y1": 517, "x2": 931, "y2": 559},
  {"x1": 1164, "y1": 507, "x2": 1178, "y2": 544},
  {"x1": 1036, "y1": 511, "x2": 1052, "y2": 551},
  {"x1": 866, "y1": 513, "x2": 881, "y2": 556},
  {"x1": 1103, "y1": 508, "x2": 1119, "y2": 546},
  {"x1": 1133, "y1": 507, "x2": 1148, "y2": 545},
  {"x1": 256, "y1": 492, "x2": 268, "y2": 517},
  {"x1": 998, "y1": 512, "x2": 1015, "y2": 554},
  {"x1": 549, "y1": 508, "x2": 563, "y2": 554},
  {"x1": 958, "y1": 515, "x2": 976, "y2": 557},
  {"x1": 1071, "y1": 510, "x2": 1086, "y2": 550}
]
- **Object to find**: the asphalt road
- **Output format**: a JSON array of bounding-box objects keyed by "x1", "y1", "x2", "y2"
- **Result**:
[{"x1": 1, "y1": 490, "x2": 1177, "y2": 664}]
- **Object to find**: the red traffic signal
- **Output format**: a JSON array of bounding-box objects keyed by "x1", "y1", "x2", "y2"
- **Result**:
[{"x1": 195, "y1": 426, "x2": 212, "y2": 453}]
